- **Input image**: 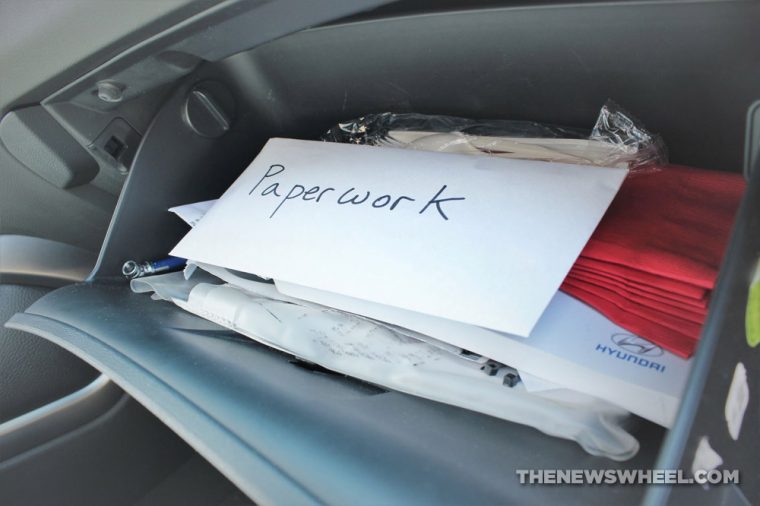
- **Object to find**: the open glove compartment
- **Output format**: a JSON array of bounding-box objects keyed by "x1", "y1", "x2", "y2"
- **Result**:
[{"x1": 6, "y1": 1, "x2": 760, "y2": 504}]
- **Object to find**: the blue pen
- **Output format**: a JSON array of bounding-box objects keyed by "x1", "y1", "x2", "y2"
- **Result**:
[{"x1": 122, "y1": 256, "x2": 187, "y2": 279}]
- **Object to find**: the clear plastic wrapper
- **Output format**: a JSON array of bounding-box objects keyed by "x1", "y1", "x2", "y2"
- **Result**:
[
  {"x1": 132, "y1": 270, "x2": 640, "y2": 461},
  {"x1": 322, "y1": 112, "x2": 586, "y2": 144},
  {"x1": 156, "y1": 195, "x2": 646, "y2": 459},
  {"x1": 322, "y1": 101, "x2": 666, "y2": 171},
  {"x1": 589, "y1": 101, "x2": 668, "y2": 171}
]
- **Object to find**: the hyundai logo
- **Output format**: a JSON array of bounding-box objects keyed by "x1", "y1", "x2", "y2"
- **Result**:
[{"x1": 611, "y1": 333, "x2": 664, "y2": 357}]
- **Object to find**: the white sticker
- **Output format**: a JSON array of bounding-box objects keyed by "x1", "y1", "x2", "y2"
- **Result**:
[
  {"x1": 692, "y1": 436, "x2": 723, "y2": 477},
  {"x1": 724, "y1": 362, "x2": 749, "y2": 441}
]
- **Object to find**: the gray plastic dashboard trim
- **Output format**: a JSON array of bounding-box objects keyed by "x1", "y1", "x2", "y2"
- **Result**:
[
  {"x1": 43, "y1": 0, "x2": 395, "y2": 110},
  {"x1": 0, "y1": 375, "x2": 122, "y2": 461},
  {"x1": 0, "y1": 235, "x2": 96, "y2": 287},
  {"x1": 5, "y1": 311, "x2": 321, "y2": 506}
]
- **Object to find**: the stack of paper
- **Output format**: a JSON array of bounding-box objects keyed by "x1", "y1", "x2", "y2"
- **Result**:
[
  {"x1": 133, "y1": 267, "x2": 641, "y2": 460},
  {"x1": 172, "y1": 138, "x2": 626, "y2": 337},
  {"x1": 165, "y1": 137, "x2": 691, "y2": 432},
  {"x1": 560, "y1": 164, "x2": 745, "y2": 357}
]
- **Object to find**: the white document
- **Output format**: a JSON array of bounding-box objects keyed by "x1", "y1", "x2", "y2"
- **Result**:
[
  {"x1": 169, "y1": 199, "x2": 216, "y2": 228},
  {"x1": 277, "y1": 281, "x2": 690, "y2": 428},
  {"x1": 171, "y1": 192, "x2": 689, "y2": 427},
  {"x1": 191, "y1": 260, "x2": 487, "y2": 364},
  {"x1": 518, "y1": 371, "x2": 565, "y2": 392},
  {"x1": 131, "y1": 271, "x2": 639, "y2": 461},
  {"x1": 172, "y1": 138, "x2": 626, "y2": 337}
]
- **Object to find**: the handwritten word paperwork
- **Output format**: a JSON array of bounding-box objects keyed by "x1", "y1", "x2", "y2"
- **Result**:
[
  {"x1": 248, "y1": 163, "x2": 466, "y2": 220},
  {"x1": 172, "y1": 138, "x2": 627, "y2": 337}
]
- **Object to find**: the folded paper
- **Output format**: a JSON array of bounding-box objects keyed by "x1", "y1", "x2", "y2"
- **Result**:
[{"x1": 172, "y1": 138, "x2": 627, "y2": 337}]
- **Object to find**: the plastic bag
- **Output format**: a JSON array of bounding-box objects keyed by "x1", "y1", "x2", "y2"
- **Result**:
[
  {"x1": 154, "y1": 200, "x2": 644, "y2": 459},
  {"x1": 322, "y1": 112, "x2": 586, "y2": 144},
  {"x1": 589, "y1": 101, "x2": 667, "y2": 170},
  {"x1": 322, "y1": 101, "x2": 666, "y2": 171},
  {"x1": 132, "y1": 270, "x2": 640, "y2": 461}
]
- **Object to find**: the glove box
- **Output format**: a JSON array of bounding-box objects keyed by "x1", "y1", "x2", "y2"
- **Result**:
[{"x1": 7, "y1": 1, "x2": 760, "y2": 504}]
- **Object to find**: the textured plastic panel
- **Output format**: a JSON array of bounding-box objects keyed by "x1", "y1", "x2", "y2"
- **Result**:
[
  {"x1": 6, "y1": 1, "x2": 758, "y2": 504},
  {"x1": 0, "y1": 106, "x2": 98, "y2": 189},
  {"x1": 0, "y1": 235, "x2": 97, "y2": 287},
  {"x1": 6, "y1": 284, "x2": 665, "y2": 506},
  {"x1": 0, "y1": 0, "x2": 210, "y2": 113},
  {"x1": 91, "y1": 1, "x2": 759, "y2": 280},
  {"x1": 0, "y1": 394, "x2": 203, "y2": 506},
  {"x1": 0, "y1": 284, "x2": 98, "y2": 424},
  {"x1": 644, "y1": 161, "x2": 760, "y2": 506},
  {"x1": 46, "y1": 0, "x2": 399, "y2": 114},
  {"x1": 232, "y1": 0, "x2": 760, "y2": 173},
  {"x1": 0, "y1": 376, "x2": 121, "y2": 460},
  {"x1": 744, "y1": 100, "x2": 760, "y2": 179}
]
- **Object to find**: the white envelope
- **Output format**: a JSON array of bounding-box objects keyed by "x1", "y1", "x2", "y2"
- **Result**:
[{"x1": 172, "y1": 138, "x2": 626, "y2": 337}]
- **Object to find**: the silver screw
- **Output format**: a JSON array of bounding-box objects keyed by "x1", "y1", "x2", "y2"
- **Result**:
[{"x1": 96, "y1": 81, "x2": 125, "y2": 103}]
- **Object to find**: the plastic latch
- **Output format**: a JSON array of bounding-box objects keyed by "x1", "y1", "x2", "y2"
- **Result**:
[{"x1": 743, "y1": 100, "x2": 760, "y2": 181}]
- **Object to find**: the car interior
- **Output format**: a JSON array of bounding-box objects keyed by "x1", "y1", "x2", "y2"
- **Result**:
[{"x1": 1, "y1": 1, "x2": 759, "y2": 504}]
